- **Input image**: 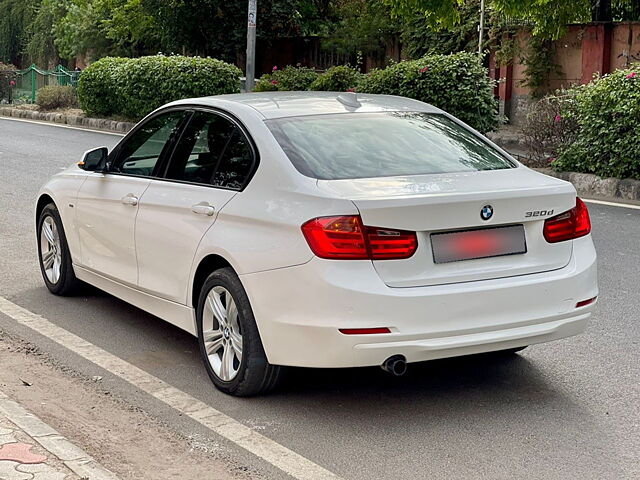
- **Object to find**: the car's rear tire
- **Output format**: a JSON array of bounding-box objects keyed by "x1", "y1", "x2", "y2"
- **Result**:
[
  {"x1": 196, "y1": 267, "x2": 283, "y2": 396},
  {"x1": 37, "y1": 203, "x2": 81, "y2": 296}
]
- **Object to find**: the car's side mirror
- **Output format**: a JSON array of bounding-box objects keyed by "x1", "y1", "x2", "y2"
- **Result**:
[{"x1": 78, "y1": 147, "x2": 108, "y2": 172}]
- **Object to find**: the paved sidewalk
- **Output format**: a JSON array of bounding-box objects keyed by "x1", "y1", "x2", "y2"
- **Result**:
[{"x1": 0, "y1": 389, "x2": 119, "y2": 480}]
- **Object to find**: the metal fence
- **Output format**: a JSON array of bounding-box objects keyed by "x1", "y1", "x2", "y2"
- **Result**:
[{"x1": 12, "y1": 65, "x2": 80, "y2": 103}]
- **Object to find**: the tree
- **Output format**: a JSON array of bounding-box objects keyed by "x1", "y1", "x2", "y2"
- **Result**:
[
  {"x1": 0, "y1": 0, "x2": 39, "y2": 65},
  {"x1": 322, "y1": 0, "x2": 401, "y2": 58},
  {"x1": 143, "y1": 0, "x2": 308, "y2": 63},
  {"x1": 383, "y1": 0, "x2": 635, "y2": 39}
]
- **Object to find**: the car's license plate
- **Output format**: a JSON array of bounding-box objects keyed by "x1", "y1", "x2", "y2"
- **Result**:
[{"x1": 431, "y1": 225, "x2": 527, "y2": 264}]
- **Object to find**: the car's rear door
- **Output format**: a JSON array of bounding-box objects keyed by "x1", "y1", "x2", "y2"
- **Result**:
[
  {"x1": 135, "y1": 109, "x2": 257, "y2": 304},
  {"x1": 75, "y1": 110, "x2": 187, "y2": 285}
]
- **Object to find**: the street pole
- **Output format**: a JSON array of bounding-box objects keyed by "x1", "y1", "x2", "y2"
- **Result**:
[
  {"x1": 245, "y1": 0, "x2": 257, "y2": 91},
  {"x1": 478, "y1": 0, "x2": 485, "y2": 55}
]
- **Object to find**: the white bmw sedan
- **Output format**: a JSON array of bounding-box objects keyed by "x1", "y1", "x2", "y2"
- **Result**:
[{"x1": 36, "y1": 92, "x2": 598, "y2": 396}]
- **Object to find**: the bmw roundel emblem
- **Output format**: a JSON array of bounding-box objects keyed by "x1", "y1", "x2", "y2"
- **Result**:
[{"x1": 480, "y1": 205, "x2": 494, "y2": 221}]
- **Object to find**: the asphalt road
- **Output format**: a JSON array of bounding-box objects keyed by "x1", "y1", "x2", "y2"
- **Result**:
[{"x1": 0, "y1": 117, "x2": 638, "y2": 479}]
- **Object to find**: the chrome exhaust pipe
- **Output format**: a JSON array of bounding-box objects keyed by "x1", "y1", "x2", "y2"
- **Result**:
[{"x1": 381, "y1": 355, "x2": 407, "y2": 376}]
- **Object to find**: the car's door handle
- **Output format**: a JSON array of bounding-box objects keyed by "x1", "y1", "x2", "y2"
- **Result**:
[
  {"x1": 191, "y1": 202, "x2": 215, "y2": 216},
  {"x1": 121, "y1": 194, "x2": 138, "y2": 206}
]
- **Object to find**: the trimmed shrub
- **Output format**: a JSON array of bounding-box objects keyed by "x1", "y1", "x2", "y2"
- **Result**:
[
  {"x1": 554, "y1": 66, "x2": 640, "y2": 179},
  {"x1": 357, "y1": 52, "x2": 499, "y2": 133},
  {"x1": 310, "y1": 65, "x2": 362, "y2": 91},
  {"x1": 254, "y1": 66, "x2": 319, "y2": 92},
  {"x1": 78, "y1": 55, "x2": 241, "y2": 120},
  {"x1": 36, "y1": 85, "x2": 78, "y2": 110},
  {"x1": 76, "y1": 57, "x2": 132, "y2": 117}
]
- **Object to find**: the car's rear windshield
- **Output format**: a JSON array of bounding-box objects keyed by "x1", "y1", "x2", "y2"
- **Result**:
[{"x1": 265, "y1": 112, "x2": 514, "y2": 180}]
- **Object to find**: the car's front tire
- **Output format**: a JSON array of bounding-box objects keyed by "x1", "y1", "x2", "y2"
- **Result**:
[
  {"x1": 37, "y1": 203, "x2": 80, "y2": 296},
  {"x1": 196, "y1": 267, "x2": 283, "y2": 396}
]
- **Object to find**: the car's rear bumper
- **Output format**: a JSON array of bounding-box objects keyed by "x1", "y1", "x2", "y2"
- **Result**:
[{"x1": 240, "y1": 235, "x2": 597, "y2": 368}]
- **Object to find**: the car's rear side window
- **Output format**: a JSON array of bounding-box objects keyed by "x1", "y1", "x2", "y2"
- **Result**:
[
  {"x1": 164, "y1": 110, "x2": 255, "y2": 190},
  {"x1": 266, "y1": 112, "x2": 514, "y2": 180},
  {"x1": 165, "y1": 111, "x2": 236, "y2": 185}
]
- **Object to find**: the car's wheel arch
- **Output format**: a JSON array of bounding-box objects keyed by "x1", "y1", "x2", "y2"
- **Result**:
[
  {"x1": 190, "y1": 253, "x2": 236, "y2": 309},
  {"x1": 35, "y1": 193, "x2": 56, "y2": 223}
]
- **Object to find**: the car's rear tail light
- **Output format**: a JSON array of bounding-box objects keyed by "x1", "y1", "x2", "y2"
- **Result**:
[
  {"x1": 576, "y1": 296, "x2": 597, "y2": 308},
  {"x1": 301, "y1": 216, "x2": 368, "y2": 259},
  {"x1": 339, "y1": 327, "x2": 391, "y2": 335},
  {"x1": 366, "y1": 227, "x2": 418, "y2": 260},
  {"x1": 543, "y1": 198, "x2": 591, "y2": 243},
  {"x1": 301, "y1": 215, "x2": 417, "y2": 260}
]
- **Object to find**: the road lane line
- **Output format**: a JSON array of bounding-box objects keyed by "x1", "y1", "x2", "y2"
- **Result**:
[
  {"x1": 0, "y1": 117, "x2": 125, "y2": 136},
  {"x1": 0, "y1": 296, "x2": 341, "y2": 480},
  {"x1": 583, "y1": 198, "x2": 640, "y2": 210}
]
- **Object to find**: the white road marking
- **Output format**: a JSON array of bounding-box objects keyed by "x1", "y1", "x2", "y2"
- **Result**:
[
  {"x1": 0, "y1": 297, "x2": 341, "y2": 480},
  {"x1": 0, "y1": 116, "x2": 125, "y2": 136},
  {"x1": 583, "y1": 198, "x2": 640, "y2": 210}
]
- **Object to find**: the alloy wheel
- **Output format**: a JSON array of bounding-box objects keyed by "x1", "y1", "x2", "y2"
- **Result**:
[
  {"x1": 202, "y1": 286, "x2": 243, "y2": 381},
  {"x1": 40, "y1": 216, "x2": 62, "y2": 284}
]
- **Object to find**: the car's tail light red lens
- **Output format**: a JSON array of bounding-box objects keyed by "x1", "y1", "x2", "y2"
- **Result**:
[
  {"x1": 576, "y1": 296, "x2": 597, "y2": 308},
  {"x1": 543, "y1": 198, "x2": 591, "y2": 243},
  {"x1": 339, "y1": 327, "x2": 391, "y2": 335},
  {"x1": 301, "y1": 216, "x2": 368, "y2": 259},
  {"x1": 366, "y1": 226, "x2": 418, "y2": 259},
  {"x1": 301, "y1": 215, "x2": 417, "y2": 260}
]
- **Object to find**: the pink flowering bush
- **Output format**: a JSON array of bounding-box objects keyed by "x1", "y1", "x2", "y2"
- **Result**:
[
  {"x1": 0, "y1": 61, "x2": 18, "y2": 101},
  {"x1": 554, "y1": 64, "x2": 640, "y2": 179},
  {"x1": 357, "y1": 52, "x2": 498, "y2": 132},
  {"x1": 521, "y1": 89, "x2": 580, "y2": 165}
]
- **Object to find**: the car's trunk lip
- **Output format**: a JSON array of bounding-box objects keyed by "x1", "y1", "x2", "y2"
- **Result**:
[{"x1": 315, "y1": 168, "x2": 576, "y2": 288}]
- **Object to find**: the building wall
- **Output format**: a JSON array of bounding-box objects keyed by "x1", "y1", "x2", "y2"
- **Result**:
[
  {"x1": 494, "y1": 22, "x2": 640, "y2": 124},
  {"x1": 610, "y1": 22, "x2": 640, "y2": 70}
]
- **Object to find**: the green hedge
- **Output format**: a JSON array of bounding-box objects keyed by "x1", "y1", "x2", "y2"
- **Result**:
[
  {"x1": 252, "y1": 53, "x2": 498, "y2": 133},
  {"x1": 554, "y1": 66, "x2": 640, "y2": 179},
  {"x1": 357, "y1": 52, "x2": 498, "y2": 133},
  {"x1": 310, "y1": 65, "x2": 362, "y2": 91},
  {"x1": 77, "y1": 55, "x2": 241, "y2": 119},
  {"x1": 254, "y1": 65, "x2": 319, "y2": 92}
]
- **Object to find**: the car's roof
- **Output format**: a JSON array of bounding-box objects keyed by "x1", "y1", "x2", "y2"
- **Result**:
[{"x1": 169, "y1": 91, "x2": 441, "y2": 120}]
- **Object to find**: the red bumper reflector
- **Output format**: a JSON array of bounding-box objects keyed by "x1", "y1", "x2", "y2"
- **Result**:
[
  {"x1": 339, "y1": 327, "x2": 391, "y2": 335},
  {"x1": 576, "y1": 296, "x2": 597, "y2": 308}
]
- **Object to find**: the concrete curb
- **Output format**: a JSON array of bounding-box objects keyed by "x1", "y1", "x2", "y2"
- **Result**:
[
  {"x1": 0, "y1": 389, "x2": 120, "y2": 480},
  {"x1": 536, "y1": 168, "x2": 640, "y2": 203},
  {"x1": 0, "y1": 107, "x2": 134, "y2": 134}
]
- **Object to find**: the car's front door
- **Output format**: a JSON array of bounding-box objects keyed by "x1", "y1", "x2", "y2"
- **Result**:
[
  {"x1": 75, "y1": 110, "x2": 186, "y2": 285},
  {"x1": 135, "y1": 109, "x2": 257, "y2": 303}
]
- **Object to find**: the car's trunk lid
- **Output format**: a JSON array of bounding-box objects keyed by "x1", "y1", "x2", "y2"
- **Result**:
[{"x1": 317, "y1": 168, "x2": 576, "y2": 287}]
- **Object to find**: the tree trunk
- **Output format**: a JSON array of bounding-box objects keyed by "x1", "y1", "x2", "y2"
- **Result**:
[{"x1": 592, "y1": 0, "x2": 612, "y2": 22}]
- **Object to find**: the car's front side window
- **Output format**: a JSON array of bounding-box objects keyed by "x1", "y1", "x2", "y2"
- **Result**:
[{"x1": 111, "y1": 111, "x2": 186, "y2": 177}]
